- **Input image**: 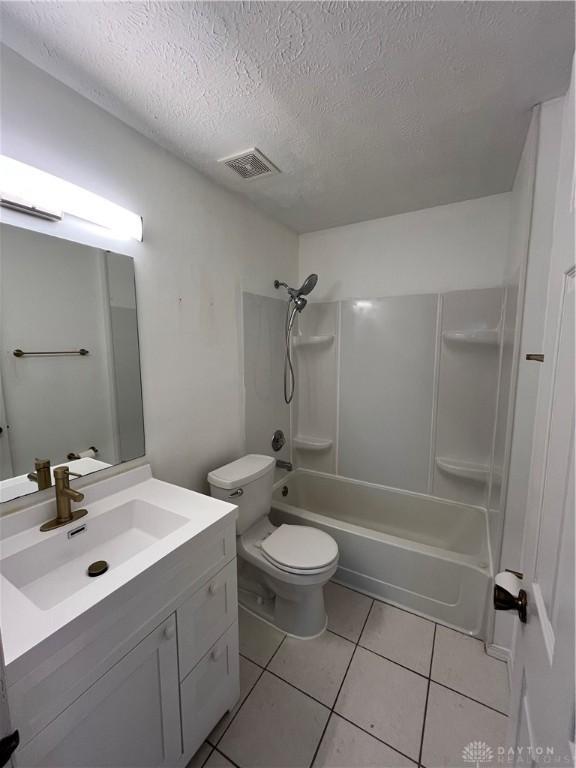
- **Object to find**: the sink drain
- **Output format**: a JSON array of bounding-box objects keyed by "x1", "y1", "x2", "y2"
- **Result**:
[{"x1": 87, "y1": 560, "x2": 109, "y2": 577}]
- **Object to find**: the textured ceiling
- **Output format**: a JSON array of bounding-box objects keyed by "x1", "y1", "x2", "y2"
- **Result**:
[{"x1": 0, "y1": 1, "x2": 573, "y2": 233}]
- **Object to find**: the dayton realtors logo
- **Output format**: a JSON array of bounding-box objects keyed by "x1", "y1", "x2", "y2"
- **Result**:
[
  {"x1": 462, "y1": 741, "x2": 495, "y2": 768},
  {"x1": 462, "y1": 741, "x2": 571, "y2": 766}
]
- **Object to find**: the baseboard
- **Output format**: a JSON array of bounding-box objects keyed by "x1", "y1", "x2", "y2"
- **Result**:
[
  {"x1": 486, "y1": 643, "x2": 511, "y2": 662},
  {"x1": 486, "y1": 643, "x2": 513, "y2": 688}
]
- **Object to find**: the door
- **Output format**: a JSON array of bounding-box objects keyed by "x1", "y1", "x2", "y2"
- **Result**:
[
  {"x1": 507, "y1": 64, "x2": 575, "y2": 765},
  {"x1": 14, "y1": 616, "x2": 182, "y2": 768}
]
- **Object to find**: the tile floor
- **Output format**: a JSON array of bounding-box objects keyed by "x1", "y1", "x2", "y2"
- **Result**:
[{"x1": 190, "y1": 582, "x2": 509, "y2": 768}]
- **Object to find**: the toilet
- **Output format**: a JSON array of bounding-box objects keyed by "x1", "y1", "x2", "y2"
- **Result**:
[{"x1": 208, "y1": 454, "x2": 339, "y2": 638}]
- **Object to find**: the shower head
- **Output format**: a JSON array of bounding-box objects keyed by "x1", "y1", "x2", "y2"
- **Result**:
[
  {"x1": 275, "y1": 274, "x2": 319, "y2": 405},
  {"x1": 297, "y1": 274, "x2": 318, "y2": 297},
  {"x1": 274, "y1": 273, "x2": 318, "y2": 304}
]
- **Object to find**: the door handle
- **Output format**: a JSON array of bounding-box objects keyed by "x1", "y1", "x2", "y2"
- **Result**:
[{"x1": 494, "y1": 584, "x2": 528, "y2": 623}]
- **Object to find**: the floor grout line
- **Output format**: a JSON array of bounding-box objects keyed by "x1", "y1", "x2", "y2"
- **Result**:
[
  {"x1": 331, "y1": 711, "x2": 418, "y2": 765},
  {"x1": 429, "y1": 680, "x2": 509, "y2": 717},
  {"x1": 265, "y1": 633, "x2": 287, "y2": 669},
  {"x1": 307, "y1": 597, "x2": 375, "y2": 768},
  {"x1": 417, "y1": 623, "x2": 437, "y2": 767},
  {"x1": 214, "y1": 746, "x2": 242, "y2": 768},
  {"x1": 208, "y1": 660, "x2": 266, "y2": 748},
  {"x1": 222, "y1": 586, "x2": 508, "y2": 768},
  {"x1": 330, "y1": 580, "x2": 499, "y2": 646},
  {"x1": 355, "y1": 642, "x2": 431, "y2": 681}
]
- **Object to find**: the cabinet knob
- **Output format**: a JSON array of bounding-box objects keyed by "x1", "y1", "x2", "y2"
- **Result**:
[
  {"x1": 163, "y1": 623, "x2": 175, "y2": 640},
  {"x1": 208, "y1": 582, "x2": 217, "y2": 596},
  {"x1": 211, "y1": 646, "x2": 223, "y2": 662}
]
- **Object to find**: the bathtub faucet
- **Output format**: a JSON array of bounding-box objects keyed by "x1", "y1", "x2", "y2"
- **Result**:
[{"x1": 276, "y1": 460, "x2": 293, "y2": 472}]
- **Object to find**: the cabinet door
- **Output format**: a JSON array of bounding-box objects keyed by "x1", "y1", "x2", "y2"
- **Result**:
[
  {"x1": 15, "y1": 616, "x2": 181, "y2": 768},
  {"x1": 177, "y1": 559, "x2": 238, "y2": 680},
  {"x1": 180, "y1": 622, "x2": 239, "y2": 760}
]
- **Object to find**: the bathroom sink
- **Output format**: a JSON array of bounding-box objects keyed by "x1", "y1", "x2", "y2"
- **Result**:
[
  {"x1": 1, "y1": 499, "x2": 188, "y2": 610},
  {"x1": 0, "y1": 465, "x2": 237, "y2": 667}
]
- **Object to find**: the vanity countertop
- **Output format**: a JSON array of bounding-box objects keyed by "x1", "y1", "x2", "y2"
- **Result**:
[{"x1": 0, "y1": 465, "x2": 237, "y2": 668}]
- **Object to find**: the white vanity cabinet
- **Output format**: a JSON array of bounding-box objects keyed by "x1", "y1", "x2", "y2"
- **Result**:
[
  {"x1": 4, "y1": 491, "x2": 240, "y2": 768},
  {"x1": 15, "y1": 616, "x2": 182, "y2": 767}
]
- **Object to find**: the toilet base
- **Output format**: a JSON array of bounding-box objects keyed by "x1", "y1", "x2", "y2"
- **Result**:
[{"x1": 237, "y1": 557, "x2": 334, "y2": 639}]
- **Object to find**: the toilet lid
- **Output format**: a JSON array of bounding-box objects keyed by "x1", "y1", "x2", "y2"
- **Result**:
[{"x1": 261, "y1": 525, "x2": 338, "y2": 571}]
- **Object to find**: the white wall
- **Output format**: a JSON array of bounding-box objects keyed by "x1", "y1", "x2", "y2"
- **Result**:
[
  {"x1": 299, "y1": 194, "x2": 511, "y2": 301},
  {"x1": 0, "y1": 45, "x2": 298, "y2": 494}
]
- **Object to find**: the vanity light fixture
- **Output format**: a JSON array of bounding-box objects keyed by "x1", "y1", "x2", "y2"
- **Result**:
[{"x1": 0, "y1": 155, "x2": 143, "y2": 241}]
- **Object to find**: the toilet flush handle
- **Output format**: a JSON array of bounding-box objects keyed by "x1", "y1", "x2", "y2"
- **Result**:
[{"x1": 229, "y1": 488, "x2": 244, "y2": 498}]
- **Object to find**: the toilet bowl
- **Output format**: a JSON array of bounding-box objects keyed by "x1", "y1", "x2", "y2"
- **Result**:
[{"x1": 208, "y1": 454, "x2": 338, "y2": 637}]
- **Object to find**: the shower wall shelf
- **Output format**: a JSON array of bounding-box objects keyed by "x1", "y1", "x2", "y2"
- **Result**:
[
  {"x1": 442, "y1": 329, "x2": 499, "y2": 345},
  {"x1": 435, "y1": 457, "x2": 490, "y2": 483},
  {"x1": 292, "y1": 334, "x2": 334, "y2": 348},
  {"x1": 293, "y1": 436, "x2": 333, "y2": 452}
]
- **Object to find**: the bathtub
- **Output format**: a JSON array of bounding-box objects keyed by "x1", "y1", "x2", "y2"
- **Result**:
[{"x1": 271, "y1": 469, "x2": 492, "y2": 636}]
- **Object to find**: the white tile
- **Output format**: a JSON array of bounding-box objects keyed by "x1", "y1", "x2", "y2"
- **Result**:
[
  {"x1": 325, "y1": 582, "x2": 372, "y2": 642},
  {"x1": 208, "y1": 656, "x2": 263, "y2": 744},
  {"x1": 432, "y1": 626, "x2": 509, "y2": 712},
  {"x1": 269, "y1": 630, "x2": 355, "y2": 706},
  {"x1": 421, "y1": 683, "x2": 508, "y2": 767},
  {"x1": 186, "y1": 742, "x2": 212, "y2": 768},
  {"x1": 360, "y1": 602, "x2": 435, "y2": 675},
  {"x1": 219, "y1": 671, "x2": 329, "y2": 768},
  {"x1": 204, "y1": 751, "x2": 235, "y2": 768},
  {"x1": 238, "y1": 607, "x2": 285, "y2": 667},
  {"x1": 335, "y1": 647, "x2": 428, "y2": 761},
  {"x1": 313, "y1": 714, "x2": 415, "y2": 768}
]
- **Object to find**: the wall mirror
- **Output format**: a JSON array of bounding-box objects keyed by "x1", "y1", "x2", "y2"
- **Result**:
[{"x1": 0, "y1": 223, "x2": 145, "y2": 503}]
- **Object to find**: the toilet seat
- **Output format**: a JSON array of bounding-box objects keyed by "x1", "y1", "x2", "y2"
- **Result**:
[{"x1": 260, "y1": 524, "x2": 339, "y2": 575}]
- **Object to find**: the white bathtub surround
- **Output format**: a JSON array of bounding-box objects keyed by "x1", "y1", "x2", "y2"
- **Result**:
[
  {"x1": 198, "y1": 588, "x2": 509, "y2": 768},
  {"x1": 243, "y1": 284, "x2": 505, "y2": 506},
  {"x1": 242, "y1": 293, "x2": 291, "y2": 465},
  {"x1": 339, "y1": 293, "x2": 439, "y2": 494},
  {"x1": 0, "y1": 464, "x2": 240, "y2": 766},
  {"x1": 272, "y1": 469, "x2": 491, "y2": 636},
  {"x1": 293, "y1": 301, "x2": 339, "y2": 474},
  {"x1": 434, "y1": 286, "x2": 504, "y2": 506}
]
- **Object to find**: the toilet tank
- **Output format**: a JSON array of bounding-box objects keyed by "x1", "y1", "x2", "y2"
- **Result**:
[{"x1": 208, "y1": 454, "x2": 276, "y2": 535}]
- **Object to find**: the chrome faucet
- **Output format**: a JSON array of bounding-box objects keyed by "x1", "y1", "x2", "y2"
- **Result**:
[
  {"x1": 27, "y1": 458, "x2": 52, "y2": 490},
  {"x1": 40, "y1": 466, "x2": 88, "y2": 532},
  {"x1": 276, "y1": 459, "x2": 293, "y2": 472}
]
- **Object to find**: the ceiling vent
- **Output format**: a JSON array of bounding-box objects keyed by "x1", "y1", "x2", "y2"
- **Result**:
[{"x1": 219, "y1": 148, "x2": 280, "y2": 180}]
